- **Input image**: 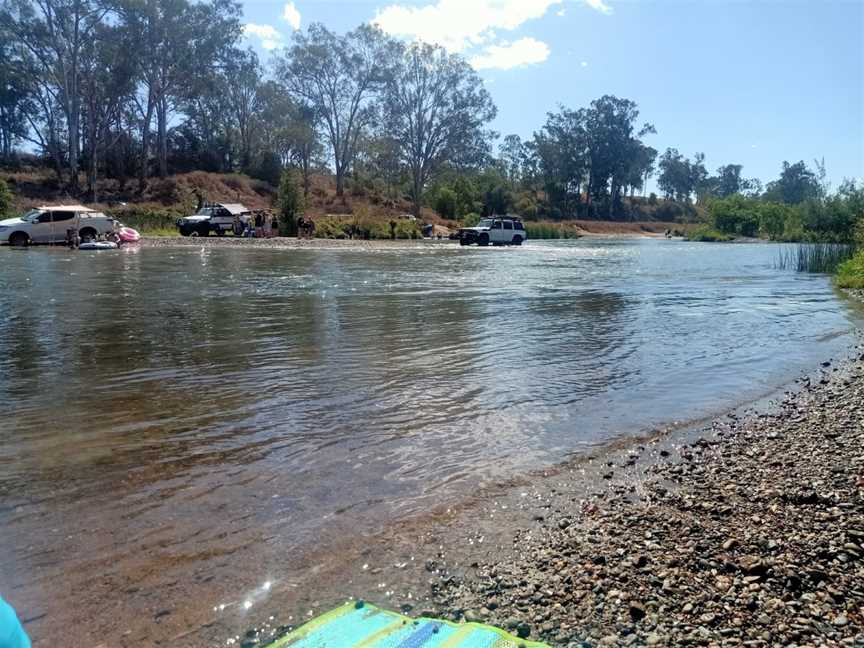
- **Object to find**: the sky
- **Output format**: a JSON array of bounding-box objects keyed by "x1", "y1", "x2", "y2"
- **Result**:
[{"x1": 239, "y1": 0, "x2": 864, "y2": 190}]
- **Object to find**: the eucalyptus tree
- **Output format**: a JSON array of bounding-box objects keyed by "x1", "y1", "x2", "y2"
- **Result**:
[
  {"x1": 0, "y1": 40, "x2": 30, "y2": 161},
  {"x1": 121, "y1": 0, "x2": 240, "y2": 182},
  {"x1": 0, "y1": 0, "x2": 115, "y2": 188},
  {"x1": 383, "y1": 40, "x2": 496, "y2": 217},
  {"x1": 80, "y1": 20, "x2": 137, "y2": 201},
  {"x1": 276, "y1": 23, "x2": 394, "y2": 199}
]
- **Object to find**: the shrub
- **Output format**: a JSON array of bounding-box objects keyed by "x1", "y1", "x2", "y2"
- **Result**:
[
  {"x1": 524, "y1": 222, "x2": 582, "y2": 239},
  {"x1": 108, "y1": 205, "x2": 184, "y2": 235},
  {"x1": 433, "y1": 187, "x2": 457, "y2": 219},
  {"x1": 836, "y1": 250, "x2": 864, "y2": 289},
  {"x1": 685, "y1": 224, "x2": 734, "y2": 242},
  {"x1": 0, "y1": 178, "x2": 12, "y2": 217},
  {"x1": 276, "y1": 169, "x2": 304, "y2": 236},
  {"x1": 461, "y1": 212, "x2": 481, "y2": 227},
  {"x1": 249, "y1": 152, "x2": 283, "y2": 187}
]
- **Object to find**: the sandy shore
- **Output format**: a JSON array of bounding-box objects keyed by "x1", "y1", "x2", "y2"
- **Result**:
[{"x1": 230, "y1": 351, "x2": 864, "y2": 648}]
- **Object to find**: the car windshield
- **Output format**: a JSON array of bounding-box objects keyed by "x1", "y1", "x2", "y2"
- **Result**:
[
  {"x1": 195, "y1": 208, "x2": 214, "y2": 216},
  {"x1": 22, "y1": 209, "x2": 43, "y2": 222},
  {"x1": 478, "y1": 219, "x2": 494, "y2": 228}
]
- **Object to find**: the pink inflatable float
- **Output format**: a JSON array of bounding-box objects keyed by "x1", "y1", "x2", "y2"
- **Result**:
[{"x1": 117, "y1": 226, "x2": 141, "y2": 243}]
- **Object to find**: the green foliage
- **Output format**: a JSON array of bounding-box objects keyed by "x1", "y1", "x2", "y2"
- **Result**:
[
  {"x1": 461, "y1": 212, "x2": 481, "y2": 227},
  {"x1": 276, "y1": 169, "x2": 304, "y2": 236},
  {"x1": 307, "y1": 212, "x2": 420, "y2": 239},
  {"x1": 764, "y1": 160, "x2": 821, "y2": 204},
  {"x1": 707, "y1": 195, "x2": 760, "y2": 237},
  {"x1": 524, "y1": 222, "x2": 582, "y2": 239},
  {"x1": 685, "y1": 225, "x2": 735, "y2": 242},
  {"x1": 249, "y1": 151, "x2": 283, "y2": 186},
  {"x1": 836, "y1": 250, "x2": 864, "y2": 289},
  {"x1": 107, "y1": 205, "x2": 185, "y2": 234},
  {"x1": 433, "y1": 187, "x2": 458, "y2": 218},
  {"x1": 0, "y1": 178, "x2": 12, "y2": 217}
]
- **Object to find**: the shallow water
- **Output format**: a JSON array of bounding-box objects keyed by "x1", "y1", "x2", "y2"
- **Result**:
[{"x1": 0, "y1": 239, "x2": 859, "y2": 644}]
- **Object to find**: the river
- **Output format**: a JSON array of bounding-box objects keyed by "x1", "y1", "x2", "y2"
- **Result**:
[{"x1": 0, "y1": 238, "x2": 859, "y2": 646}]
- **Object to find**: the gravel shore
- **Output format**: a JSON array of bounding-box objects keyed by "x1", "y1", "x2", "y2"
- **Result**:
[{"x1": 420, "y1": 358, "x2": 864, "y2": 647}]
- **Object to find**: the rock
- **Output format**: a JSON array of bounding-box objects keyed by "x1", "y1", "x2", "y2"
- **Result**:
[
  {"x1": 833, "y1": 615, "x2": 848, "y2": 627},
  {"x1": 722, "y1": 538, "x2": 739, "y2": 551},
  {"x1": 463, "y1": 609, "x2": 483, "y2": 623},
  {"x1": 516, "y1": 622, "x2": 531, "y2": 639},
  {"x1": 628, "y1": 601, "x2": 647, "y2": 621},
  {"x1": 646, "y1": 632, "x2": 663, "y2": 645}
]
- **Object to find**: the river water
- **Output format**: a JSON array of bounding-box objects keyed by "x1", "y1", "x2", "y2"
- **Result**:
[{"x1": 0, "y1": 239, "x2": 860, "y2": 645}]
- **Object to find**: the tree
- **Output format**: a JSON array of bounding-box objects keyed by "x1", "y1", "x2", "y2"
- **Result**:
[
  {"x1": 124, "y1": 0, "x2": 240, "y2": 182},
  {"x1": 276, "y1": 168, "x2": 304, "y2": 236},
  {"x1": 764, "y1": 160, "x2": 821, "y2": 204},
  {"x1": 434, "y1": 187, "x2": 457, "y2": 218},
  {"x1": 0, "y1": 39, "x2": 30, "y2": 161},
  {"x1": 383, "y1": 41, "x2": 496, "y2": 217},
  {"x1": 657, "y1": 148, "x2": 706, "y2": 203},
  {"x1": 80, "y1": 20, "x2": 137, "y2": 201},
  {"x1": 222, "y1": 48, "x2": 262, "y2": 172},
  {"x1": 499, "y1": 134, "x2": 525, "y2": 187},
  {"x1": 1, "y1": 0, "x2": 114, "y2": 188},
  {"x1": 277, "y1": 23, "x2": 393, "y2": 199}
]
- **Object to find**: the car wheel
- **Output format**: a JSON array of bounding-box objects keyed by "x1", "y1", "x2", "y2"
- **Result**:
[
  {"x1": 9, "y1": 232, "x2": 29, "y2": 247},
  {"x1": 459, "y1": 238, "x2": 469, "y2": 246},
  {"x1": 198, "y1": 225, "x2": 210, "y2": 237},
  {"x1": 513, "y1": 236, "x2": 523, "y2": 246},
  {"x1": 478, "y1": 233, "x2": 490, "y2": 246},
  {"x1": 216, "y1": 228, "x2": 225, "y2": 237},
  {"x1": 79, "y1": 227, "x2": 97, "y2": 242}
]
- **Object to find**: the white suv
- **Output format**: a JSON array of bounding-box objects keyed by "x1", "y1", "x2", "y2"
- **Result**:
[
  {"x1": 458, "y1": 217, "x2": 527, "y2": 246},
  {"x1": 0, "y1": 205, "x2": 117, "y2": 246}
]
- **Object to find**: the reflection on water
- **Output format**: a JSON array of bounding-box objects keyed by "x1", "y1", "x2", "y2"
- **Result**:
[{"x1": 0, "y1": 239, "x2": 859, "y2": 644}]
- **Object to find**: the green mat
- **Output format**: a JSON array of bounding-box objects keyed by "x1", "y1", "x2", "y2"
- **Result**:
[{"x1": 265, "y1": 602, "x2": 550, "y2": 648}]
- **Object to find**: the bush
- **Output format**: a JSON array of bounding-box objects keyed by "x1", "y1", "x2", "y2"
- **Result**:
[
  {"x1": 524, "y1": 222, "x2": 582, "y2": 239},
  {"x1": 433, "y1": 187, "x2": 457, "y2": 219},
  {"x1": 461, "y1": 212, "x2": 481, "y2": 227},
  {"x1": 836, "y1": 251, "x2": 864, "y2": 289},
  {"x1": 108, "y1": 205, "x2": 185, "y2": 235},
  {"x1": 0, "y1": 178, "x2": 12, "y2": 217},
  {"x1": 276, "y1": 169, "x2": 304, "y2": 236},
  {"x1": 685, "y1": 224, "x2": 734, "y2": 242}
]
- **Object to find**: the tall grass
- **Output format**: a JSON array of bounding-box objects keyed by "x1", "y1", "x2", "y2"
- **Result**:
[
  {"x1": 524, "y1": 222, "x2": 582, "y2": 239},
  {"x1": 776, "y1": 243, "x2": 856, "y2": 273}
]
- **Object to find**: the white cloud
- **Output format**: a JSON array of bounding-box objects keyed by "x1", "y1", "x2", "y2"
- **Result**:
[
  {"x1": 584, "y1": 0, "x2": 612, "y2": 15},
  {"x1": 470, "y1": 37, "x2": 550, "y2": 70},
  {"x1": 282, "y1": 2, "x2": 301, "y2": 30},
  {"x1": 373, "y1": 0, "x2": 563, "y2": 52},
  {"x1": 580, "y1": 60, "x2": 588, "y2": 67},
  {"x1": 243, "y1": 23, "x2": 285, "y2": 50},
  {"x1": 557, "y1": 8, "x2": 566, "y2": 16}
]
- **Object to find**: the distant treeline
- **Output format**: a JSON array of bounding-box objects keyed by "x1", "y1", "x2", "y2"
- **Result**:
[{"x1": 0, "y1": 0, "x2": 861, "y2": 234}]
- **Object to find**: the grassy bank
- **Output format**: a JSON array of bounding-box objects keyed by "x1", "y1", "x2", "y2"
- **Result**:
[{"x1": 836, "y1": 250, "x2": 864, "y2": 289}]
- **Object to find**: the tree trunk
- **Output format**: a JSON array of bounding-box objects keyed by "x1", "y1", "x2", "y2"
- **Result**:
[
  {"x1": 156, "y1": 98, "x2": 168, "y2": 178},
  {"x1": 412, "y1": 168, "x2": 423, "y2": 218},
  {"x1": 139, "y1": 97, "x2": 154, "y2": 189}
]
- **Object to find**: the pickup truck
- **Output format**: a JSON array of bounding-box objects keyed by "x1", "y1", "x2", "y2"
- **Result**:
[
  {"x1": 177, "y1": 203, "x2": 252, "y2": 237},
  {"x1": 0, "y1": 205, "x2": 116, "y2": 246}
]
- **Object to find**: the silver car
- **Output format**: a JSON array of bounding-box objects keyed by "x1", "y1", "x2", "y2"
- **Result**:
[{"x1": 0, "y1": 205, "x2": 117, "y2": 246}]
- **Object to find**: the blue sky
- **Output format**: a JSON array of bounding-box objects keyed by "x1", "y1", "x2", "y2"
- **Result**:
[{"x1": 240, "y1": 0, "x2": 863, "y2": 189}]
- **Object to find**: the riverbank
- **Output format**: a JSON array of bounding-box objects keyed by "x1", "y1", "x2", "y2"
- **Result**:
[
  {"x1": 422, "y1": 354, "x2": 864, "y2": 646},
  {"x1": 137, "y1": 223, "x2": 685, "y2": 249},
  {"x1": 238, "y1": 352, "x2": 864, "y2": 648}
]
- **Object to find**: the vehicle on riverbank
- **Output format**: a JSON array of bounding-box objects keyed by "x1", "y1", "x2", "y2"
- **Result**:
[
  {"x1": 0, "y1": 205, "x2": 116, "y2": 246},
  {"x1": 176, "y1": 203, "x2": 252, "y2": 237},
  {"x1": 458, "y1": 217, "x2": 527, "y2": 246}
]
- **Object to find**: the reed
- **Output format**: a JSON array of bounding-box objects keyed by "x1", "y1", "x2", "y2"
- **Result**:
[{"x1": 776, "y1": 243, "x2": 856, "y2": 274}]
